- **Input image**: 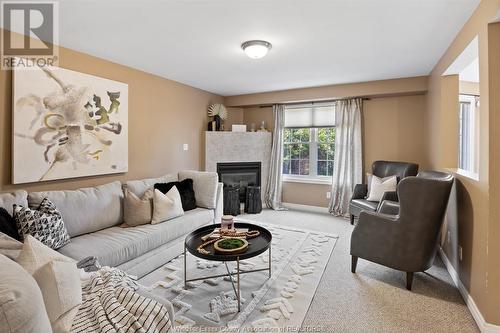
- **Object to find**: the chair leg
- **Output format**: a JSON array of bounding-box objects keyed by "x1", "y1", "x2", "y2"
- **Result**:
[
  {"x1": 350, "y1": 214, "x2": 355, "y2": 225},
  {"x1": 406, "y1": 272, "x2": 414, "y2": 290},
  {"x1": 351, "y1": 256, "x2": 358, "y2": 273}
]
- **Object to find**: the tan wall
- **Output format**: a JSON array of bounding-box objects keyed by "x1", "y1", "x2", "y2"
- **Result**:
[
  {"x1": 0, "y1": 29, "x2": 223, "y2": 193},
  {"x1": 459, "y1": 80, "x2": 480, "y2": 95},
  {"x1": 225, "y1": 76, "x2": 427, "y2": 107},
  {"x1": 237, "y1": 94, "x2": 428, "y2": 207},
  {"x1": 224, "y1": 107, "x2": 244, "y2": 131},
  {"x1": 425, "y1": 0, "x2": 500, "y2": 325},
  {"x1": 487, "y1": 21, "x2": 500, "y2": 324}
]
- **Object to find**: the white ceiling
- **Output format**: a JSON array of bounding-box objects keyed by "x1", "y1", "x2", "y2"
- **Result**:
[{"x1": 18, "y1": 0, "x2": 484, "y2": 95}]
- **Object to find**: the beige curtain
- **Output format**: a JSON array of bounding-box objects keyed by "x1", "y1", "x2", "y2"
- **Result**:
[
  {"x1": 265, "y1": 105, "x2": 286, "y2": 210},
  {"x1": 329, "y1": 98, "x2": 363, "y2": 216}
]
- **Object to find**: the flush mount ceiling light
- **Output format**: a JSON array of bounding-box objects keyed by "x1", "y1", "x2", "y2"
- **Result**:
[{"x1": 241, "y1": 40, "x2": 272, "y2": 59}]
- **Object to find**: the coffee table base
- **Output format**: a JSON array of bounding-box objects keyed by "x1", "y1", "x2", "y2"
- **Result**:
[{"x1": 184, "y1": 243, "x2": 272, "y2": 312}]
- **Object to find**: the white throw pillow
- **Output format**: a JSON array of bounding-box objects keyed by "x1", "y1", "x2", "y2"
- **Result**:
[
  {"x1": 366, "y1": 175, "x2": 397, "y2": 202},
  {"x1": 33, "y1": 260, "x2": 82, "y2": 331},
  {"x1": 178, "y1": 171, "x2": 218, "y2": 209},
  {"x1": 151, "y1": 187, "x2": 184, "y2": 224},
  {"x1": 16, "y1": 235, "x2": 74, "y2": 275},
  {"x1": 0, "y1": 254, "x2": 52, "y2": 333}
]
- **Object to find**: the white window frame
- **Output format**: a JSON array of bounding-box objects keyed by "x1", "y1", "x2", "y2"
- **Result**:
[
  {"x1": 282, "y1": 128, "x2": 334, "y2": 185},
  {"x1": 458, "y1": 94, "x2": 479, "y2": 179}
]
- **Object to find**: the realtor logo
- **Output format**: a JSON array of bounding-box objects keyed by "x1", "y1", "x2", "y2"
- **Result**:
[{"x1": 1, "y1": 1, "x2": 59, "y2": 69}]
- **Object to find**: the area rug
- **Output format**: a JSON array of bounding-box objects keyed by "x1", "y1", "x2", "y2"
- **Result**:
[{"x1": 138, "y1": 219, "x2": 338, "y2": 332}]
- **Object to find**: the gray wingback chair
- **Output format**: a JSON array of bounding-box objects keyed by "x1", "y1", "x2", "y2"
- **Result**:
[
  {"x1": 349, "y1": 160, "x2": 419, "y2": 224},
  {"x1": 350, "y1": 171, "x2": 454, "y2": 290}
]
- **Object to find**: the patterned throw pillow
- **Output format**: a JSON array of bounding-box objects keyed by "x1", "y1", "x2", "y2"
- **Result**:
[{"x1": 13, "y1": 198, "x2": 70, "y2": 250}]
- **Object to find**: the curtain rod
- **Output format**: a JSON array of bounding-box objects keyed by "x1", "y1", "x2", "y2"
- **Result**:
[{"x1": 258, "y1": 97, "x2": 370, "y2": 108}]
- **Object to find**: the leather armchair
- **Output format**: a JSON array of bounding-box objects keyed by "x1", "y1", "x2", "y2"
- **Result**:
[
  {"x1": 350, "y1": 171, "x2": 454, "y2": 290},
  {"x1": 349, "y1": 160, "x2": 418, "y2": 224}
]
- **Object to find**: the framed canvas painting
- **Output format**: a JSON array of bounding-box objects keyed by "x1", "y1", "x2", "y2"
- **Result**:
[{"x1": 12, "y1": 62, "x2": 128, "y2": 184}]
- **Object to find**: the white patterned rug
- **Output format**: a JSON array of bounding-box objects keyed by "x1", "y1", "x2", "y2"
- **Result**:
[{"x1": 139, "y1": 219, "x2": 338, "y2": 332}]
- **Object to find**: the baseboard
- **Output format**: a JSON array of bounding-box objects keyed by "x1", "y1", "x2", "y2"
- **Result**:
[
  {"x1": 438, "y1": 248, "x2": 500, "y2": 333},
  {"x1": 282, "y1": 202, "x2": 330, "y2": 214}
]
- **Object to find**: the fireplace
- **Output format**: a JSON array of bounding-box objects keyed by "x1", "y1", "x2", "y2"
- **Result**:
[{"x1": 217, "y1": 162, "x2": 261, "y2": 202}]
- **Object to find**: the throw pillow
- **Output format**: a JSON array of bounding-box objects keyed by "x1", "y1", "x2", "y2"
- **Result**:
[
  {"x1": 16, "y1": 235, "x2": 74, "y2": 275},
  {"x1": 13, "y1": 198, "x2": 70, "y2": 250},
  {"x1": 33, "y1": 260, "x2": 82, "y2": 331},
  {"x1": 0, "y1": 207, "x2": 21, "y2": 241},
  {"x1": 0, "y1": 254, "x2": 53, "y2": 333},
  {"x1": 151, "y1": 187, "x2": 185, "y2": 224},
  {"x1": 123, "y1": 187, "x2": 154, "y2": 226},
  {"x1": 366, "y1": 175, "x2": 397, "y2": 202},
  {"x1": 154, "y1": 178, "x2": 196, "y2": 211}
]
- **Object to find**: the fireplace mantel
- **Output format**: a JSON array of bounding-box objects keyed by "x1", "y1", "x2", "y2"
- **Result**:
[{"x1": 205, "y1": 131, "x2": 272, "y2": 198}]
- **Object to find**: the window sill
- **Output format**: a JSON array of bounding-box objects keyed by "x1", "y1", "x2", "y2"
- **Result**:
[
  {"x1": 283, "y1": 176, "x2": 332, "y2": 185},
  {"x1": 445, "y1": 168, "x2": 480, "y2": 182}
]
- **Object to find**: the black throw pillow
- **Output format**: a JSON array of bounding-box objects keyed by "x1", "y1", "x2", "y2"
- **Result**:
[
  {"x1": 154, "y1": 178, "x2": 196, "y2": 211},
  {"x1": 0, "y1": 207, "x2": 21, "y2": 241}
]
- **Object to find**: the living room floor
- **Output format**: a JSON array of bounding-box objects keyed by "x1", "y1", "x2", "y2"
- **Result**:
[{"x1": 239, "y1": 208, "x2": 478, "y2": 333}]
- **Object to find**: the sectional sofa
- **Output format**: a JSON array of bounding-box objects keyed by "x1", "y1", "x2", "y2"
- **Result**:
[{"x1": 0, "y1": 170, "x2": 223, "y2": 278}]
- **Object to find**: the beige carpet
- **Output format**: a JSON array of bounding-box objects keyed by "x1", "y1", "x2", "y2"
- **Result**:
[{"x1": 241, "y1": 208, "x2": 479, "y2": 333}]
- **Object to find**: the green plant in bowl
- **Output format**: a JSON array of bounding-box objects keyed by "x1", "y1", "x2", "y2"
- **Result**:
[{"x1": 218, "y1": 238, "x2": 245, "y2": 249}]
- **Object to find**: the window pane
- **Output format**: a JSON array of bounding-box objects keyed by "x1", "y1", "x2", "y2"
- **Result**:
[
  {"x1": 283, "y1": 160, "x2": 290, "y2": 174},
  {"x1": 284, "y1": 128, "x2": 292, "y2": 143},
  {"x1": 290, "y1": 160, "x2": 299, "y2": 175},
  {"x1": 299, "y1": 160, "x2": 309, "y2": 175},
  {"x1": 317, "y1": 161, "x2": 327, "y2": 176},
  {"x1": 327, "y1": 161, "x2": 334, "y2": 176},
  {"x1": 290, "y1": 144, "x2": 300, "y2": 159},
  {"x1": 318, "y1": 143, "x2": 328, "y2": 160},
  {"x1": 299, "y1": 143, "x2": 309, "y2": 159},
  {"x1": 283, "y1": 145, "x2": 291, "y2": 160}
]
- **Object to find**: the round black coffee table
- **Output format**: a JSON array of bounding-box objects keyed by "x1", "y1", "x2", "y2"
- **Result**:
[{"x1": 184, "y1": 222, "x2": 272, "y2": 312}]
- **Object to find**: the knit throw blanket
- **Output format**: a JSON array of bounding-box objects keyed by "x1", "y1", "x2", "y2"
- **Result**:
[{"x1": 71, "y1": 268, "x2": 172, "y2": 333}]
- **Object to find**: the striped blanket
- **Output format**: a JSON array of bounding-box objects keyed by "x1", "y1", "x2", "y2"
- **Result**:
[{"x1": 71, "y1": 268, "x2": 172, "y2": 333}]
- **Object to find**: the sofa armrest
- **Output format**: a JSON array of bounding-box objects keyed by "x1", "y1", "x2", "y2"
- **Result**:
[
  {"x1": 377, "y1": 200, "x2": 400, "y2": 216},
  {"x1": 214, "y1": 182, "x2": 223, "y2": 223},
  {"x1": 380, "y1": 191, "x2": 398, "y2": 203},
  {"x1": 352, "y1": 184, "x2": 368, "y2": 200}
]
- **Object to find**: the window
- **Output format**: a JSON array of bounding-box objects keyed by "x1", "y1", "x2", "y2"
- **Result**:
[
  {"x1": 458, "y1": 94, "x2": 478, "y2": 175},
  {"x1": 283, "y1": 127, "x2": 335, "y2": 181}
]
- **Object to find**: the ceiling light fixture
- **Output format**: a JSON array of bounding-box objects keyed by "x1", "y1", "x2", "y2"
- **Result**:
[{"x1": 241, "y1": 40, "x2": 272, "y2": 59}]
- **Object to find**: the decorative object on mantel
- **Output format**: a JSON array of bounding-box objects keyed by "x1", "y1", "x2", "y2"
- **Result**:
[
  {"x1": 12, "y1": 61, "x2": 128, "y2": 184},
  {"x1": 250, "y1": 123, "x2": 256, "y2": 132},
  {"x1": 258, "y1": 120, "x2": 268, "y2": 132},
  {"x1": 231, "y1": 124, "x2": 247, "y2": 132},
  {"x1": 208, "y1": 103, "x2": 228, "y2": 131}
]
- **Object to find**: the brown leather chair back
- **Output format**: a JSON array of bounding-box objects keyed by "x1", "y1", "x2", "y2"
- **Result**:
[{"x1": 372, "y1": 160, "x2": 419, "y2": 182}]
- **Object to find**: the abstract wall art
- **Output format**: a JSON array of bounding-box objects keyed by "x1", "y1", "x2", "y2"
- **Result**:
[{"x1": 12, "y1": 62, "x2": 128, "y2": 184}]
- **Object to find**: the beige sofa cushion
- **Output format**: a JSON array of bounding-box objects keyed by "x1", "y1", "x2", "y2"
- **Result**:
[
  {"x1": 28, "y1": 181, "x2": 124, "y2": 237},
  {"x1": 33, "y1": 260, "x2": 82, "y2": 332},
  {"x1": 178, "y1": 170, "x2": 218, "y2": 209},
  {"x1": 0, "y1": 254, "x2": 52, "y2": 333},
  {"x1": 0, "y1": 190, "x2": 28, "y2": 215},
  {"x1": 58, "y1": 208, "x2": 214, "y2": 267},
  {"x1": 126, "y1": 174, "x2": 177, "y2": 198},
  {"x1": 123, "y1": 187, "x2": 154, "y2": 227}
]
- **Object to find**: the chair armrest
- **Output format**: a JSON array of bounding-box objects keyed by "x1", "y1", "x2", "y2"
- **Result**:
[
  {"x1": 214, "y1": 182, "x2": 223, "y2": 223},
  {"x1": 380, "y1": 191, "x2": 398, "y2": 203},
  {"x1": 351, "y1": 184, "x2": 368, "y2": 200},
  {"x1": 377, "y1": 200, "x2": 400, "y2": 216},
  {"x1": 351, "y1": 211, "x2": 400, "y2": 257}
]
